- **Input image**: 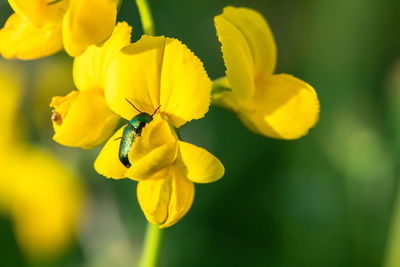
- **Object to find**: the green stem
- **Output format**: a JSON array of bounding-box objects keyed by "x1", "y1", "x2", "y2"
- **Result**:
[
  {"x1": 384, "y1": 183, "x2": 400, "y2": 267},
  {"x1": 138, "y1": 223, "x2": 163, "y2": 267},
  {"x1": 211, "y1": 77, "x2": 231, "y2": 95},
  {"x1": 210, "y1": 76, "x2": 233, "y2": 110},
  {"x1": 135, "y1": 0, "x2": 156, "y2": 35},
  {"x1": 135, "y1": 1, "x2": 161, "y2": 262}
]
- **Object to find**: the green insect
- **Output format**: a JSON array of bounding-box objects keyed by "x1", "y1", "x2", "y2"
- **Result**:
[{"x1": 116, "y1": 98, "x2": 160, "y2": 168}]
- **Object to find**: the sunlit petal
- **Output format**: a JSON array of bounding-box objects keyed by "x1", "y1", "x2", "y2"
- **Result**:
[
  {"x1": 105, "y1": 35, "x2": 212, "y2": 126},
  {"x1": 9, "y1": 0, "x2": 68, "y2": 27},
  {"x1": 62, "y1": 0, "x2": 117, "y2": 57},
  {"x1": 0, "y1": 13, "x2": 62, "y2": 60},
  {"x1": 215, "y1": 12, "x2": 254, "y2": 100},
  {"x1": 177, "y1": 141, "x2": 224, "y2": 184},
  {"x1": 222, "y1": 7, "x2": 276, "y2": 75},
  {"x1": 242, "y1": 74, "x2": 320, "y2": 139},
  {"x1": 158, "y1": 37, "x2": 212, "y2": 127},
  {"x1": 215, "y1": 6, "x2": 277, "y2": 100},
  {"x1": 105, "y1": 35, "x2": 165, "y2": 120},
  {"x1": 73, "y1": 22, "x2": 132, "y2": 91}
]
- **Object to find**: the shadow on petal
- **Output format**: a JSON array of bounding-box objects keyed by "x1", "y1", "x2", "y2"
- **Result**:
[
  {"x1": 94, "y1": 126, "x2": 127, "y2": 179},
  {"x1": 160, "y1": 167, "x2": 194, "y2": 228},
  {"x1": 137, "y1": 170, "x2": 172, "y2": 225}
]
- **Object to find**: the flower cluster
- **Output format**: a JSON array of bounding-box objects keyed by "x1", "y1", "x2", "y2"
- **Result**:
[
  {"x1": 48, "y1": 22, "x2": 224, "y2": 227},
  {"x1": 0, "y1": 0, "x2": 119, "y2": 59},
  {"x1": 0, "y1": 2, "x2": 319, "y2": 228}
]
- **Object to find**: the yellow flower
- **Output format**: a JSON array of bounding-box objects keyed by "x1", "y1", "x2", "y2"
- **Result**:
[
  {"x1": 8, "y1": 149, "x2": 83, "y2": 260},
  {"x1": 0, "y1": 61, "x2": 83, "y2": 259},
  {"x1": 50, "y1": 22, "x2": 131, "y2": 149},
  {"x1": 0, "y1": 0, "x2": 119, "y2": 59},
  {"x1": 89, "y1": 35, "x2": 225, "y2": 227},
  {"x1": 213, "y1": 6, "x2": 320, "y2": 139},
  {"x1": 95, "y1": 116, "x2": 224, "y2": 228}
]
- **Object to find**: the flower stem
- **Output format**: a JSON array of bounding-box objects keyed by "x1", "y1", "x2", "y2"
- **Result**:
[
  {"x1": 384, "y1": 183, "x2": 400, "y2": 267},
  {"x1": 138, "y1": 223, "x2": 163, "y2": 267},
  {"x1": 134, "y1": 2, "x2": 159, "y2": 266},
  {"x1": 135, "y1": 0, "x2": 156, "y2": 35},
  {"x1": 210, "y1": 76, "x2": 233, "y2": 110}
]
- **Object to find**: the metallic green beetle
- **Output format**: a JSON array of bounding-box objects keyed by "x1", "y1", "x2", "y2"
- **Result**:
[{"x1": 117, "y1": 99, "x2": 160, "y2": 168}]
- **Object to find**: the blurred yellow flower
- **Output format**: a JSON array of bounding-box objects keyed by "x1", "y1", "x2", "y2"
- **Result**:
[
  {"x1": 0, "y1": 0, "x2": 119, "y2": 59},
  {"x1": 213, "y1": 6, "x2": 320, "y2": 139},
  {"x1": 7, "y1": 149, "x2": 83, "y2": 260},
  {"x1": 50, "y1": 22, "x2": 131, "y2": 148},
  {"x1": 0, "y1": 61, "x2": 83, "y2": 260}
]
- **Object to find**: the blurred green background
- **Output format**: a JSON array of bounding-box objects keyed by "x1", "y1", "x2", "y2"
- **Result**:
[{"x1": 1, "y1": 0, "x2": 400, "y2": 266}]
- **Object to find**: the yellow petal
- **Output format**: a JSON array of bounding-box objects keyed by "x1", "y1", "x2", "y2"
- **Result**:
[
  {"x1": 50, "y1": 89, "x2": 120, "y2": 148},
  {"x1": 176, "y1": 141, "x2": 225, "y2": 184},
  {"x1": 129, "y1": 116, "x2": 177, "y2": 160},
  {"x1": 158, "y1": 37, "x2": 212, "y2": 127},
  {"x1": 105, "y1": 35, "x2": 212, "y2": 126},
  {"x1": 137, "y1": 170, "x2": 172, "y2": 224},
  {"x1": 125, "y1": 116, "x2": 178, "y2": 180},
  {"x1": 126, "y1": 143, "x2": 177, "y2": 180},
  {"x1": 160, "y1": 167, "x2": 194, "y2": 228},
  {"x1": 214, "y1": 12, "x2": 254, "y2": 100},
  {"x1": 0, "y1": 13, "x2": 62, "y2": 60},
  {"x1": 94, "y1": 126, "x2": 127, "y2": 179},
  {"x1": 137, "y1": 167, "x2": 194, "y2": 228},
  {"x1": 62, "y1": 0, "x2": 117, "y2": 57},
  {"x1": 9, "y1": 0, "x2": 68, "y2": 27},
  {"x1": 105, "y1": 35, "x2": 164, "y2": 120},
  {"x1": 73, "y1": 22, "x2": 132, "y2": 91},
  {"x1": 214, "y1": 6, "x2": 276, "y2": 100},
  {"x1": 241, "y1": 74, "x2": 320, "y2": 139}
]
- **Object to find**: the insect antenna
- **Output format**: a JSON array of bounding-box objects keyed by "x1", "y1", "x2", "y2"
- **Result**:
[
  {"x1": 125, "y1": 98, "x2": 142, "y2": 113},
  {"x1": 151, "y1": 105, "x2": 161, "y2": 117}
]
